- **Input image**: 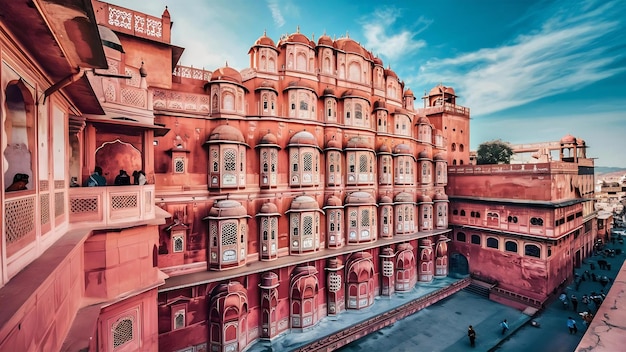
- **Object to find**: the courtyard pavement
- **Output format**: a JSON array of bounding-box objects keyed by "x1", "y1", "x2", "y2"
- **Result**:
[{"x1": 339, "y1": 235, "x2": 625, "y2": 352}]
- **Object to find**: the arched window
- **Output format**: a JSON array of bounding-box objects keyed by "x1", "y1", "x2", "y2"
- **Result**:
[
  {"x1": 525, "y1": 244, "x2": 541, "y2": 258},
  {"x1": 112, "y1": 317, "x2": 134, "y2": 348},
  {"x1": 505, "y1": 241, "x2": 518, "y2": 253},
  {"x1": 471, "y1": 234, "x2": 481, "y2": 245},
  {"x1": 457, "y1": 232, "x2": 466, "y2": 242},
  {"x1": 451, "y1": 143, "x2": 456, "y2": 152},
  {"x1": 486, "y1": 237, "x2": 499, "y2": 249}
]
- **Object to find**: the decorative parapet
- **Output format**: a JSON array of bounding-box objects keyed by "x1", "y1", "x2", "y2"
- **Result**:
[
  {"x1": 104, "y1": 3, "x2": 169, "y2": 43},
  {"x1": 173, "y1": 65, "x2": 212, "y2": 81},
  {"x1": 448, "y1": 162, "x2": 579, "y2": 175},
  {"x1": 420, "y1": 103, "x2": 470, "y2": 117},
  {"x1": 69, "y1": 185, "x2": 155, "y2": 226},
  {"x1": 153, "y1": 89, "x2": 211, "y2": 114}
]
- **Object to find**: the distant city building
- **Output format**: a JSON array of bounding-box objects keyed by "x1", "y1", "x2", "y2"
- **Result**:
[{"x1": 0, "y1": 1, "x2": 601, "y2": 352}]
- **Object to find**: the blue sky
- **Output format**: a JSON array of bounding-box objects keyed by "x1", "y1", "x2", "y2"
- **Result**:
[{"x1": 109, "y1": 0, "x2": 626, "y2": 167}]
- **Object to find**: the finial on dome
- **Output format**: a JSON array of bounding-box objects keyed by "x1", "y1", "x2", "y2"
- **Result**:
[
  {"x1": 162, "y1": 6, "x2": 170, "y2": 18},
  {"x1": 139, "y1": 61, "x2": 147, "y2": 77},
  {"x1": 263, "y1": 28, "x2": 267, "y2": 36},
  {"x1": 225, "y1": 61, "x2": 229, "y2": 67},
  {"x1": 346, "y1": 30, "x2": 349, "y2": 38},
  {"x1": 312, "y1": 32, "x2": 315, "y2": 41},
  {"x1": 296, "y1": 25, "x2": 300, "y2": 33}
]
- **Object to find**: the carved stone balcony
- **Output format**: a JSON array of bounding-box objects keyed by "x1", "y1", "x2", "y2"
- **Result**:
[{"x1": 69, "y1": 185, "x2": 155, "y2": 226}]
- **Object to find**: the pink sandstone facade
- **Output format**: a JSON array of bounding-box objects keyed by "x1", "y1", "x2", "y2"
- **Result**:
[{"x1": 0, "y1": 1, "x2": 602, "y2": 352}]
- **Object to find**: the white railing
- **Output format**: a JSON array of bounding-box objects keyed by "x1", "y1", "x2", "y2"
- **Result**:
[{"x1": 68, "y1": 185, "x2": 155, "y2": 226}]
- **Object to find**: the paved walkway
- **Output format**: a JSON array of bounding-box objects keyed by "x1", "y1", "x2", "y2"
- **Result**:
[{"x1": 340, "y1": 237, "x2": 625, "y2": 352}]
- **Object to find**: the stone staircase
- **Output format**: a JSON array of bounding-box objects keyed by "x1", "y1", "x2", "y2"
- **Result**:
[{"x1": 463, "y1": 279, "x2": 494, "y2": 298}]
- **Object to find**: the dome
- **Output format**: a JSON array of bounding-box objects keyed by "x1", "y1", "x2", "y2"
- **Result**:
[
  {"x1": 254, "y1": 32, "x2": 276, "y2": 47},
  {"x1": 258, "y1": 132, "x2": 278, "y2": 146},
  {"x1": 326, "y1": 137, "x2": 342, "y2": 150},
  {"x1": 577, "y1": 138, "x2": 586, "y2": 146},
  {"x1": 346, "y1": 136, "x2": 373, "y2": 150},
  {"x1": 288, "y1": 131, "x2": 319, "y2": 147},
  {"x1": 325, "y1": 195, "x2": 343, "y2": 207},
  {"x1": 417, "y1": 194, "x2": 433, "y2": 203},
  {"x1": 289, "y1": 195, "x2": 320, "y2": 211},
  {"x1": 380, "y1": 247, "x2": 395, "y2": 257},
  {"x1": 428, "y1": 84, "x2": 456, "y2": 97},
  {"x1": 341, "y1": 89, "x2": 370, "y2": 99},
  {"x1": 98, "y1": 25, "x2": 124, "y2": 53},
  {"x1": 378, "y1": 144, "x2": 391, "y2": 154},
  {"x1": 326, "y1": 257, "x2": 343, "y2": 269},
  {"x1": 210, "y1": 65, "x2": 242, "y2": 84},
  {"x1": 292, "y1": 265, "x2": 318, "y2": 277},
  {"x1": 208, "y1": 200, "x2": 248, "y2": 218},
  {"x1": 433, "y1": 153, "x2": 446, "y2": 161},
  {"x1": 373, "y1": 57, "x2": 383, "y2": 66},
  {"x1": 282, "y1": 32, "x2": 313, "y2": 47},
  {"x1": 560, "y1": 134, "x2": 576, "y2": 144},
  {"x1": 384, "y1": 67, "x2": 398, "y2": 79},
  {"x1": 393, "y1": 143, "x2": 412, "y2": 154},
  {"x1": 433, "y1": 193, "x2": 449, "y2": 201},
  {"x1": 259, "y1": 272, "x2": 279, "y2": 289},
  {"x1": 255, "y1": 80, "x2": 277, "y2": 92},
  {"x1": 379, "y1": 195, "x2": 393, "y2": 204},
  {"x1": 373, "y1": 100, "x2": 387, "y2": 111},
  {"x1": 335, "y1": 38, "x2": 372, "y2": 59},
  {"x1": 417, "y1": 150, "x2": 431, "y2": 160},
  {"x1": 285, "y1": 79, "x2": 316, "y2": 91},
  {"x1": 211, "y1": 281, "x2": 246, "y2": 296},
  {"x1": 416, "y1": 115, "x2": 431, "y2": 125},
  {"x1": 322, "y1": 87, "x2": 336, "y2": 97},
  {"x1": 207, "y1": 125, "x2": 246, "y2": 144},
  {"x1": 258, "y1": 202, "x2": 279, "y2": 215},
  {"x1": 394, "y1": 192, "x2": 413, "y2": 203},
  {"x1": 445, "y1": 86, "x2": 456, "y2": 95},
  {"x1": 404, "y1": 88, "x2": 414, "y2": 97},
  {"x1": 345, "y1": 191, "x2": 376, "y2": 205},
  {"x1": 397, "y1": 243, "x2": 412, "y2": 252},
  {"x1": 317, "y1": 34, "x2": 333, "y2": 47}
]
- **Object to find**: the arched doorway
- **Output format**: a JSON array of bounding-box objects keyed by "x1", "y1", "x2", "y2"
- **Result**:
[{"x1": 449, "y1": 253, "x2": 469, "y2": 278}]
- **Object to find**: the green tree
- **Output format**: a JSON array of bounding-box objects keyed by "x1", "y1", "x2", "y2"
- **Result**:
[{"x1": 476, "y1": 139, "x2": 514, "y2": 165}]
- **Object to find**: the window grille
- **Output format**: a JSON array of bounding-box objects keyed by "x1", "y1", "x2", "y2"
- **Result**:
[
  {"x1": 222, "y1": 223, "x2": 237, "y2": 245},
  {"x1": 174, "y1": 310, "x2": 185, "y2": 329},
  {"x1": 174, "y1": 158, "x2": 185, "y2": 173},
  {"x1": 359, "y1": 154, "x2": 367, "y2": 173},
  {"x1": 173, "y1": 235, "x2": 184, "y2": 252},
  {"x1": 223, "y1": 149, "x2": 236, "y2": 171},
  {"x1": 361, "y1": 209, "x2": 370, "y2": 226},
  {"x1": 303, "y1": 216, "x2": 313, "y2": 236},
  {"x1": 303, "y1": 153, "x2": 312, "y2": 171},
  {"x1": 113, "y1": 318, "x2": 133, "y2": 348}
]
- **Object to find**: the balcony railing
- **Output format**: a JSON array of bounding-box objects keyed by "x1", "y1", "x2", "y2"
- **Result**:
[{"x1": 68, "y1": 185, "x2": 155, "y2": 226}]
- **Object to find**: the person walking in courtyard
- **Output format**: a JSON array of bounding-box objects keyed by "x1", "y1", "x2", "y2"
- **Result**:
[
  {"x1": 567, "y1": 317, "x2": 578, "y2": 334},
  {"x1": 501, "y1": 319, "x2": 509, "y2": 335},
  {"x1": 571, "y1": 294, "x2": 578, "y2": 312},
  {"x1": 468, "y1": 325, "x2": 476, "y2": 347}
]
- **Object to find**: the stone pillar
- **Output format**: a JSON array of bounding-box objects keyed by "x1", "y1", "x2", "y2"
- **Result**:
[
  {"x1": 325, "y1": 258, "x2": 344, "y2": 316},
  {"x1": 418, "y1": 238, "x2": 434, "y2": 282},
  {"x1": 259, "y1": 272, "x2": 279, "y2": 339},
  {"x1": 380, "y1": 247, "x2": 395, "y2": 296}
]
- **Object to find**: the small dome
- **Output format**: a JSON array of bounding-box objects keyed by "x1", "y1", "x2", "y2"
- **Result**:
[
  {"x1": 256, "y1": 80, "x2": 277, "y2": 91},
  {"x1": 384, "y1": 67, "x2": 398, "y2": 79},
  {"x1": 560, "y1": 134, "x2": 576, "y2": 144},
  {"x1": 210, "y1": 65, "x2": 242, "y2": 84},
  {"x1": 433, "y1": 153, "x2": 446, "y2": 161},
  {"x1": 417, "y1": 194, "x2": 433, "y2": 203},
  {"x1": 379, "y1": 195, "x2": 393, "y2": 204},
  {"x1": 288, "y1": 131, "x2": 318, "y2": 147},
  {"x1": 211, "y1": 281, "x2": 245, "y2": 296},
  {"x1": 292, "y1": 265, "x2": 318, "y2": 277},
  {"x1": 373, "y1": 57, "x2": 383, "y2": 66},
  {"x1": 445, "y1": 86, "x2": 456, "y2": 95},
  {"x1": 208, "y1": 200, "x2": 248, "y2": 218},
  {"x1": 325, "y1": 195, "x2": 342, "y2": 207},
  {"x1": 322, "y1": 87, "x2": 336, "y2": 97},
  {"x1": 285, "y1": 79, "x2": 316, "y2": 91},
  {"x1": 259, "y1": 272, "x2": 279, "y2": 289},
  {"x1": 258, "y1": 202, "x2": 279, "y2": 214},
  {"x1": 345, "y1": 191, "x2": 376, "y2": 205},
  {"x1": 258, "y1": 132, "x2": 278, "y2": 145},
  {"x1": 378, "y1": 144, "x2": 391, "y2": 154},
  {"x1": 317, "y1": 34, "x2": 333, "y2": 47},
  {"x1": 393, "y1": 143, "x2": 411, "y2": 154},
  {"x1": 282, "y1": 32, "x2": 313, "y2": 47},
  {"x1": 380, "y1": 247, "x2": 395, "y2": 257},
  {"x1": 429, "y1": 84, "x2": 456, "y2": 97},
  {"x1": 418, "y1": 150, "x2": 431, "y2": 160},
  {"x1": 397, "y1": 243, "x2": 412, "y2": 252},
  {"x1": 207, "y1": 125, "x2": 246, "y2": 144},
  {"x1": 577, "y1": 138, "x2": 586, "y2": 146},
  {"x1": 290, "y1": 195, "x2": 320, "y2": 211},
  {"x1": 254, "y1": 32, "x2": 276, "y2": 47},
  {"x1": 433, "y1": 193, "x2": 449, "y2": 201},
  {"x1": 326, "y1": 137, "x2": 342, "y2": 150},
  {"x1": 346, "y1": 136, "x2": 373, "y2": 150},
  {"x1": 341, "y1": 89, "x2": 369, "y2": 99},
  {"x1": 373, "y1": 100, "x2": 387, "y2": 111},
  {"x1": 335, "y1": 38, "x2": 371, "y2": 59},
  {"x1": 394, "y1": 192, "x2": 413, "y2": 203},
  {"x1": 416, "y1": 115, "x2": 431, "y2": 125},
  {"x1": 404, "y1": 89, "x2": 414, "y2": 97}
]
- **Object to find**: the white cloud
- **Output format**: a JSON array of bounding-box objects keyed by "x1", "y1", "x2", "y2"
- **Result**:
[
  {"x1": 361, "y1": 8, "x2": 429, "y2": 62},
  {"x1": 417, "y1": 0, "x2": 626, "y2": 116},
  {"x1": 267, "y1": 0, "x2": 286, "y2": 28}
]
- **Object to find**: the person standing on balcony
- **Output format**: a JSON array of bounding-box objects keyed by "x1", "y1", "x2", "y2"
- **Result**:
[
  {"x1": 114, "y1": 170, "x2": 131, "y2": 185},
  {"x1": 133, "y1": 170, "x2": 147, "y2": 185},
  {"x1": 87, "y1": 166, "x2": 107, "y2": 187}
]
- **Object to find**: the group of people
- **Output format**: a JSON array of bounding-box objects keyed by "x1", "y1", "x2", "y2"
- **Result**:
[{"x1": 86, "y1": 166, "x2": 147, "y2": 187}]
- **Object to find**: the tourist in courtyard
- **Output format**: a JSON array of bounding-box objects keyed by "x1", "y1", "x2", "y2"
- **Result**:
[
  {"x1": 571, "y1": 294, "x2": 578, "y2": 312},
  {"x1": 567, "y1": 317, "x2": 578, "y2": 334},
  {"x1": 500, "y1": 319, "x2": 509, "y2": 334},
  {"x1": 467, "y1": 325, "x2": 476, "y2": 347}
]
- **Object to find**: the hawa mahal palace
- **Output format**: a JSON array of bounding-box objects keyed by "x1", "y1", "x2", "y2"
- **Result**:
[{"x1": 0, "y1": 1, "x2": 599, "y2": 351}]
